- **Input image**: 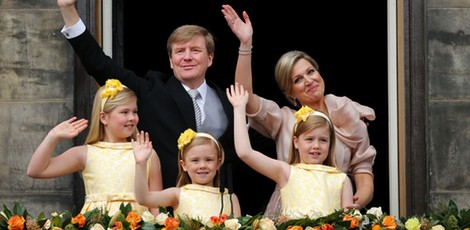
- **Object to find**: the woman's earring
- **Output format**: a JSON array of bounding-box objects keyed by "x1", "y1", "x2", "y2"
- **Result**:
[{"x1": 291, "y1": 97, "x2": 297, "y2": 106}]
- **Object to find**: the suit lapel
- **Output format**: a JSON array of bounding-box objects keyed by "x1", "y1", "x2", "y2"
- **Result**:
[{"x1": 167, "y1": 77, "x2": 197, "y2": 130}]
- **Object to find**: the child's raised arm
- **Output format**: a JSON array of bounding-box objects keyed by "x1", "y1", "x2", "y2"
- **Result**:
[
  {"x1": 226, "y1": 83, "x2": 290, "y2": 186},
  {"x1": 132, "y1": 131, "x2": 178, "y2": 209},
  {"x1": 27, "y1": 117, "x2": 88, "y2": 178}
]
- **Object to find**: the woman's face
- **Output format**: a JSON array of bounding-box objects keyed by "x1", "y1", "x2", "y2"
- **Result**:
[{"x1": 289, "y1": 58, "x2": 325, "y2": 106}]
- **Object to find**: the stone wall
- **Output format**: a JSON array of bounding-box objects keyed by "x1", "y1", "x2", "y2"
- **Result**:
[
  {"x1": 1, "y1": 0, "x2": 469, "y2": 218},
  {"x1": 427, "y1": 0, "x2": 470, "y2": 209},
  {"x1": 0, "y1": 1, "x2": 75, "y2": 216}
]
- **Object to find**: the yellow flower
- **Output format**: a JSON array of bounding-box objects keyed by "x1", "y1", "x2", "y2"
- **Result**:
[
  {"x1": 258, "y1": 217, "x2": 276, "y2": 230},
  {"x1": 177, "y1": 129, "x2": 197, "y2": 151},
  {"x1": 405, "y1": 217, "x2": 421, "y2": 230},
  {"x1": 101, "y1": 79, "x2": 124, "y2": 99},
  {"x1": 294, "y1": 106, "x2": 315, "y2": 124},
  {"x1": 224, "y1": 218, "x2": 241, "y2": 230}
]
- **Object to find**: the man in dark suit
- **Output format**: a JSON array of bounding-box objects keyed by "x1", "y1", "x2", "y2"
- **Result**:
[{"x1": 57, "y1": 0, "x2": 251, "y2": 213}]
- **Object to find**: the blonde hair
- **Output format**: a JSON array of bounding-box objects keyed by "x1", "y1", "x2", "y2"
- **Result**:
[
  {"x1": 274, "y1": 50, "x2": 320, "y2": 107},
  {"x1": 287, "y1": 111, "x2": 336, "y2": 168},
  {"x1": 85, "y1": 84, "x2": 138, "y2": 144},
  {"x1": 176, "y1": 133, "x2": 224, "y2": 187},
  {"x1": 167, "y1": 25, "x2": 215, "y2": 57}
]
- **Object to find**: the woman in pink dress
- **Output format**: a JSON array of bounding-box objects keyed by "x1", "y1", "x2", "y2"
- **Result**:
[{"x1": 221, "y1": 4, "x2": 376, "y2": 215}]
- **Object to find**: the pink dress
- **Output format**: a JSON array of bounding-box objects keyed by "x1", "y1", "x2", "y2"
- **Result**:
[{"x1": 247, "y1": 94, "x2": 376, "y2": 216}]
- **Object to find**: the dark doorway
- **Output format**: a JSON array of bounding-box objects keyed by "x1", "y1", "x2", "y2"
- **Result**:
[{"x1": 118, "y1": 1, "x2": 389, "y2": 215}]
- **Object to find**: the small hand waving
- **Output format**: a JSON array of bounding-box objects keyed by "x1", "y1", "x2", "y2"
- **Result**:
[
  {"x1": 51, "y1": 117, "x2": 88, "y2": 140},
  {"x1": 226, "y1": 82, "x2": 249, "y2": 109},
  {"x1": 132, "y1": 131, "x2": 153, "y2": 164}
]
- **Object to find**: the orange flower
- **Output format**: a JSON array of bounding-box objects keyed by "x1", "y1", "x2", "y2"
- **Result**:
[
  {"x1": 219, "y1": 214, "x2": 228, "y2": 222},
  {"x1": 343, "y1": 215, "x2": 359, "y2": 228},
  {"x1": 287, "y1": 226, "x2": 303, "y2": 230},
  {"x1": 321, "y1": 223, "x2": 334, "y2": 230},
  {"x1": 210, "y1": 214, "x2": 229, "y2": 225},
  {"x1": 7, "y1": 215, "x2": 25, "y2": 230},
  {"x1": 371, "y1": 225, "x2": 381, "y2": 230},
  {"x1": 126, "y1": 211, "x2": 141, "y2": 230},
  {"x1": 382, "y1": 215, "x2": 397, "y2": 229},
  {"x1": 71, "y1": 213, "x2": 86, "y2": 228},
  {"x1": 111, "y1": 221, "x2": 124, "y2": 230},
  {"x1": 210, "y1": 215, "x2": 221, "y2": 225},
  {"x1": 164, "y1": 217, "x2": 180, "y2": 230}
]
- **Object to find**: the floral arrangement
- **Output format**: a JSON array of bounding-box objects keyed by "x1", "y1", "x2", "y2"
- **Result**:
[{"x1": 1, "y1": 200, "x2": 469, "y2": 230}]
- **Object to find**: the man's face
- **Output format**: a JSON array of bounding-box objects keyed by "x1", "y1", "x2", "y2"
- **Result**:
[{"x1": 169, "y1": 35, "x2": 214, "y2": 87}]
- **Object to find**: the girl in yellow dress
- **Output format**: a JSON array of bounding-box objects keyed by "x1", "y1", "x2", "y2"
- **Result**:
[
  {"x1": 227, "y1": 83, "x2": 354, "y2": 220},
  {"x1": 132, "y1": 128, "x2": 241, "y2": 224},
  {"x1": 27, "y1": 79, "x2": 162, "y2": 216}
]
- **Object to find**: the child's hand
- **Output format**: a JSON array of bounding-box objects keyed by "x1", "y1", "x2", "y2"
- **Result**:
[
  {"x1": 226, "y1": 82, "x2": 249, "y2": 109},
  {"x1": 132, "y1": 131, "x2": 153, "y2": 164},
  {"x1": 50, "y1": 117, "x2": 88, "y2": 140}
]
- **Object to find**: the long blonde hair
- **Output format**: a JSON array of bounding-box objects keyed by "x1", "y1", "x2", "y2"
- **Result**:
[{"x1": 85, "y1": 84, "x2": 138, "y2": 144}]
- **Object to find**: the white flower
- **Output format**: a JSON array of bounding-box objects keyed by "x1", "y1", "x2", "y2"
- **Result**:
[
  {"x1": 366, "y1": 207, "x2": 383, "y2": 218},
  {"x1": 224, "y1": 219, "x2": 241, "y2": 230},
  {"x1": 155, "y1": 212, "x2": 169, "y2": 225},
  {"x1": 205, "y1": 219, "x2": 215, "y2": 228},
  {"x1": 43, "y1": 219, "x2": 51, "y2": 229},
  {"x1": 431, "y1": 225, "x2": 445, "y2": 230},
  {"x1": 89, "y1": 223, "x2": 105, "y2": 230},
  {"x1": 351, "y1": 209, "x2": 363, "y2": 220},
  {"x1": 258, "y1": 217, "x2": 276, "y2": 230},
  {"x1": 141, "y1": 211, "x2": 156, "y2": 224}
]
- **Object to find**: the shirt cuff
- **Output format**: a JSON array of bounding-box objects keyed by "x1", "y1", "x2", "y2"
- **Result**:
[{"x1": 60, "y1": 18, "x2": 86, "y2": 39}]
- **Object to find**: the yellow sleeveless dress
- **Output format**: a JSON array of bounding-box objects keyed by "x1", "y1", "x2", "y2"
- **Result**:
[
  {"x1": 174, "y1": 184, "x2": 233, "y2": 224},
  {"x1": 280, "y1": 164, "x2": 347, "y2": 220},
  {"x1": 80, "y1": 141, "x2": 149, "y2": 215}
]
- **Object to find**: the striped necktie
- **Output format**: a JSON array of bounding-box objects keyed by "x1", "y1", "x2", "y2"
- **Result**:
[{"x1": 187, "y1": 89, "x2": 202, "y2": 128}]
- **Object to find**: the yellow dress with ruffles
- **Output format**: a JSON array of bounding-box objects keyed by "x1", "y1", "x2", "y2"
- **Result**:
[
  {"x1": 80, "y1": 141, "x2": 148, "y2": 215},
  {"x1": 174, "y1": 184, "x2": 233, "y2": 224},
  {"x1": 280, "y1": 164, "x2": 347, "y2": 220}
]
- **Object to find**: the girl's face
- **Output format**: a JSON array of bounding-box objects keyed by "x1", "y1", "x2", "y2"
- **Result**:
[
  {"x1": 289, "y1": 58, "x2": 325, "y2": 106},
  {"x1": 293, "y1": 124, "x2": 330, "y2": 165},
  {"x1": 180, "y1": 143, "x2": 221, "y2": 186},
  {"x1": 101, "y1": 99, "x2": 138, "y2": 142}
]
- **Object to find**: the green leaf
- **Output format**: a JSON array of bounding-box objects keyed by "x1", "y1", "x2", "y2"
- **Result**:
[{"x1": 140, "y1": 221, "x2": 158, "y2": 230}]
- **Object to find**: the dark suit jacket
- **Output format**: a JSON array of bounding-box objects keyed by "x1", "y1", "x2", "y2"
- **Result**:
[{"x1": 68, "y1": 29, "x2": 237, "y2": 189}]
